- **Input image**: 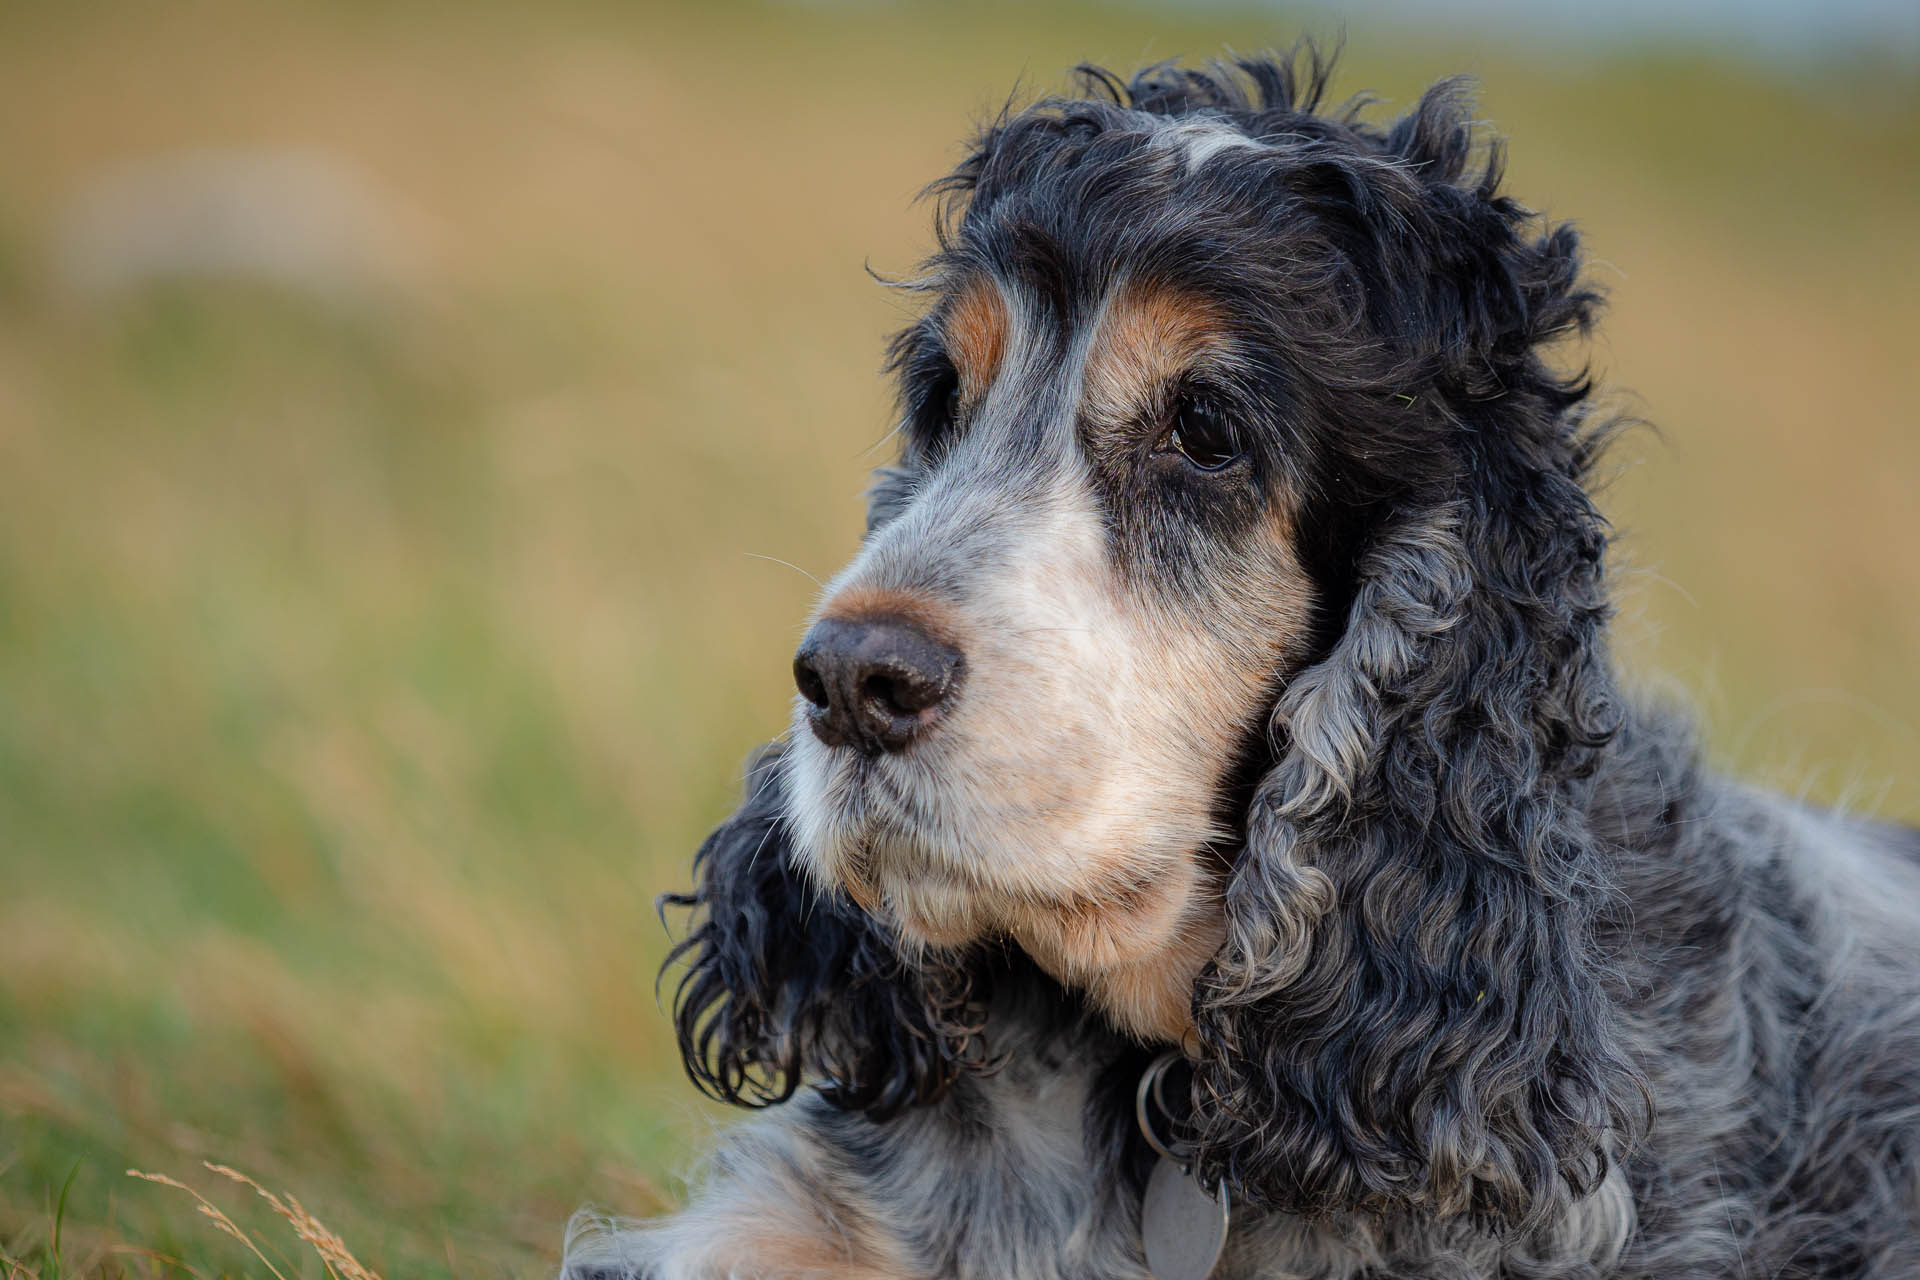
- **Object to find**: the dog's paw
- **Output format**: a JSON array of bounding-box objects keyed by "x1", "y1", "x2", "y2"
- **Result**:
[
  {"x1": 560, "y1": 1266, "x2": 655, "y2": 1280},
  {"x1": 560, "y1": 1209, "x2": 667, "y2": 1280}
]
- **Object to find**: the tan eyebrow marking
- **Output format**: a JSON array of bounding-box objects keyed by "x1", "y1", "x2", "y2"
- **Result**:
[
  {"x1": 1082, "y1": 282, "x2": 1232, "y2": 429},
  {"x1": 942, "y1": 278, "x2": 1008, "y2": 400}
]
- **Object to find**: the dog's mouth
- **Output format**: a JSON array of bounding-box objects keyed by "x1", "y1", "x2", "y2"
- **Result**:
[
  {"x1": 791, "y1": 732, "x2": 1052, "y2": 871},
  {"x1": 786, "y1": 735, "x2": 918, "y2": 855},
  {"x1": 785, "y1": 703, "x2": 1243, "y2": 1038},
  {"x1": 791, "y1": 729, "x2": 1206, "y2": 926}
]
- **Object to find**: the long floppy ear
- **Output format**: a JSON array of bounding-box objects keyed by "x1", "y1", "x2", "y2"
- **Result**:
[
  {"x1": 1192, "y1": 85, "x2": 1642, "y2": 1231},
  {"x1": 661, "y1": 744, "x2": 974, "y2": 1119}
]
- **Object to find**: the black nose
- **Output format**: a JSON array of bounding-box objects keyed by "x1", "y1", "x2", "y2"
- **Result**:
[{"x1": 793, "y1": 615, "x2": 964, "y2": 754}]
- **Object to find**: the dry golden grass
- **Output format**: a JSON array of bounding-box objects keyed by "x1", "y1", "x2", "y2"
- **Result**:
[
  {"x1": 0, "y1": 2, "x2": 1913, "y2": 1276},
  {"x1": 128, "y1": 1166, "x2": 380, "y2": 1280}
]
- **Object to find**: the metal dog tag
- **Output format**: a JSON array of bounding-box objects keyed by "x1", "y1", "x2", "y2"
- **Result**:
[{"x1": 1142, "y1": 1156, "x2": 1229, "y2": 1280}]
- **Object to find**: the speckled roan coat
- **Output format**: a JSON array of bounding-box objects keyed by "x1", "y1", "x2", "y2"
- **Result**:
[{"x1": 563, "y1": 49, "x2": 1920, "y2": 1280}]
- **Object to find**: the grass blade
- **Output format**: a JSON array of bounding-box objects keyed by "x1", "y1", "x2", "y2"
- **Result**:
[{"x1": 50, "y1": 1157, "x2": 83, "y2": 1279}]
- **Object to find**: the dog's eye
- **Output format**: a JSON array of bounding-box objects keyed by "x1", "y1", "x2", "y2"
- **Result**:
[
  {"x1": 1159, "y1": 394, "x2": 1243, "y2": 470},
  {"x1": 919, "y1": 365, "x2": 964, "y2": 443}
]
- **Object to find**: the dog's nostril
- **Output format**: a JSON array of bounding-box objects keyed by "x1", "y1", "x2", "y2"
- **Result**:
[
  {"x1": 793, "y1": 614, "x2": 963, "y2": 753},
  {"x1": 794, "y1": 657, "x2": 832, "y2": 711},
  {"x1": 863, "y1": 670, "x2": 938, "y2": 716},
  {"x1": 861, "y1": 674, "x2": 898, "y2": 712}
]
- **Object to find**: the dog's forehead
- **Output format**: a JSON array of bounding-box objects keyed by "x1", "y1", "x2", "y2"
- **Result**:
[
  {"x1": 934, "y1": 121, "x2": 1305, "y2": 339},
  {"x1": 929, "y1": 262, "x2": 1236, "y2": 411},
  {"x1": 933, "y1": 270, "x2": 1230, "y2": 415}
]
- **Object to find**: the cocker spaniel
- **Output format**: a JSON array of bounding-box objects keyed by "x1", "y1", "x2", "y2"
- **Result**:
[{"x1": 564, "y1": 47, "x2": 1920, "y2": 1280}]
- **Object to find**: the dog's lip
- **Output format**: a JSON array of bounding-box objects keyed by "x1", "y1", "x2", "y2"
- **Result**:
[
  {"x1": 808, "y1": 729, "x2": 927, "y2": 787},
  {"x1": 830, "y1": 746, "x2": 894, "y2": 784},
  {"x1": 801, "y1": 742, "x2": 911, "y2": 829}
]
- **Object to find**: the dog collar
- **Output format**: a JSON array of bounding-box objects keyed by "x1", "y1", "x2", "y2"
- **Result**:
[{"x1": 1136, "y1": 1050, "x2": 1230, "y2": 1280}]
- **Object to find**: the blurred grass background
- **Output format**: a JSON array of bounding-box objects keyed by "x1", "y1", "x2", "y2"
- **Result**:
[{"x1": 0, "y1": 1, "x2": 1914, "y2": 1275}]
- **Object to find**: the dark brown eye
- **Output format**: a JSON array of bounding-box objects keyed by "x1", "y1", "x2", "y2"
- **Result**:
[
  {"x1": 1160, "y1": 394, "x2": 1242, "y2": 470},
  {"x1": 914, "y1": 363, "x2": 963, "y2": 445}
]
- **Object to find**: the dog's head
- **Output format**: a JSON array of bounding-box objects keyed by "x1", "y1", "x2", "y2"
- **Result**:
[{"x1": 671, "y1": 48, "x2": 1640, "y2": 1231}]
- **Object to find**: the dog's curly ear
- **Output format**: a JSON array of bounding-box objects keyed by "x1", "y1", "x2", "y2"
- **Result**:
[
  {"x1": 1196, "y1": 493, "x2": 1637, "y2": 1231},
  {"x1": 1193, "y1": 86, "x2": 1641, "y2": 1231},
  {"x1": 1387, "y1": 76, "x2": 1604, "y2": 396},
  {"x1": 662, "y1": 745, "x2": 971, "y2": 1120}
]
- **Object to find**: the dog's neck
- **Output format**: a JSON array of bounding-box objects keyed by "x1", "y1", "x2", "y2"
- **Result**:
[{"x1": 1015, "y1": 913, "x2": 1224, "y2": 1046}]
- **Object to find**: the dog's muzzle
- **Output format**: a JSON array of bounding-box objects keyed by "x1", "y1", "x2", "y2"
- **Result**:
[{"x1": 793, "y1": 614, "x2": 964, "y2": 754}]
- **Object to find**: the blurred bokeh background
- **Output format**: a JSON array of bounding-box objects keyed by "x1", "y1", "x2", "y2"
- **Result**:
[{"x1": 0, "y1": 1, "x2": 1915, "y2": 1275}]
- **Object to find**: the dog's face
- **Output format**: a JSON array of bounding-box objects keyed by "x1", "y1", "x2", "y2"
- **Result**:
[
  {"x1": 680, "y1": 56, "x2": 1631, "y2": 1227},
  {"x1": 783, "y1": 110, "x2": 1389, "y2": 1041}
]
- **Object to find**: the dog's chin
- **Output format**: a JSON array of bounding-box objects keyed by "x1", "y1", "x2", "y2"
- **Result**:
[
  {"x1": 782, "y1": 723, "x2": 1228, "y2": 1041},
  {"x1": 780, "y1": 744, "x2": 1004, "y2": 948}
]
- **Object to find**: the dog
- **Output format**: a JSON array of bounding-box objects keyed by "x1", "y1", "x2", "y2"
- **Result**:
[{"x1": 563, "y1": 47, "x2": 1920, "y2": 1279}]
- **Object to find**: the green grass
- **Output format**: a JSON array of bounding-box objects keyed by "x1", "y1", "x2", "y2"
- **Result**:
[{"x1": 0, "y1": 2, "x2": 1915, "y2": 1275}]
